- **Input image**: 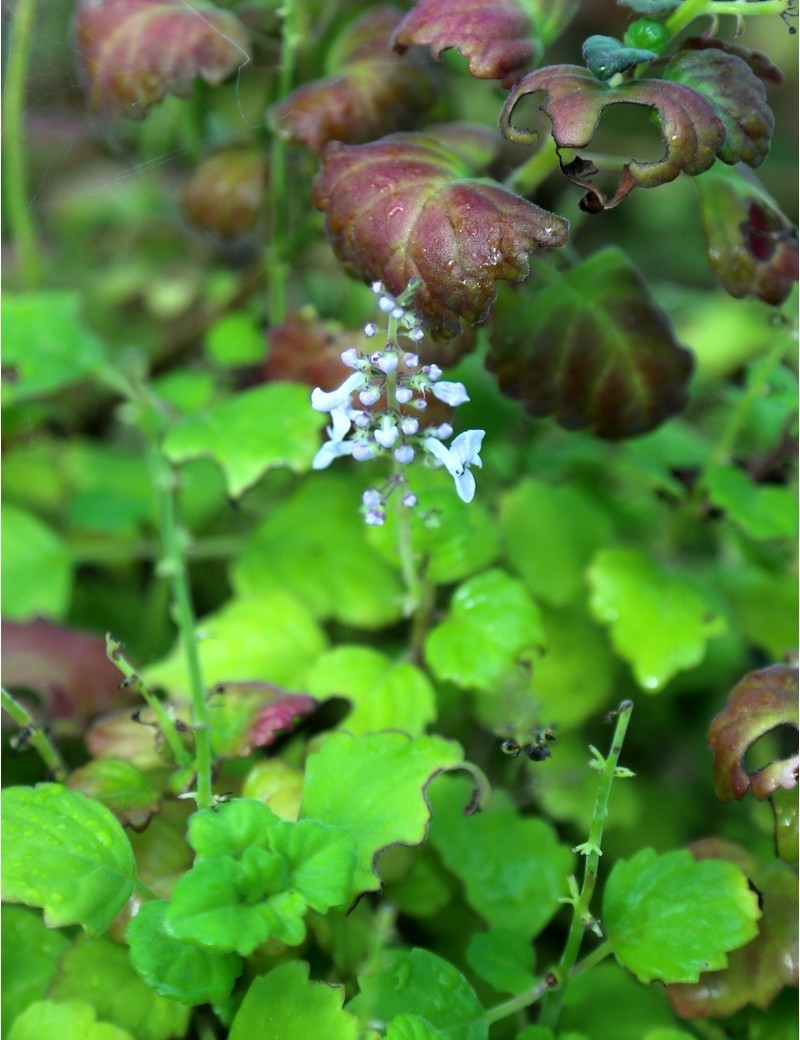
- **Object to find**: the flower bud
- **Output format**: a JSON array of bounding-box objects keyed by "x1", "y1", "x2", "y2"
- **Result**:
[
  {"x1": 396, "y1": 388, "x2": 413, "y2": 405},
  {"x1": 395, "y1": 446, "x2": 415, "y2": 464},
  {"x1": 359, "y1": 387, "x2": 380, "y2": 406}
]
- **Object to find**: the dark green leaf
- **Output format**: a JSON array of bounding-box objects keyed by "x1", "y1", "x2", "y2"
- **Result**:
[
  {"x1": 2, "y1": 907, "x2": 71, "y2": 1033},
  {"x1": 466, "y1": 927, "x2": 537, "y2": 994},
  {"x1": 582, "y1": 36, "x2": 656, "y2": 81},
  {"x1": 66, "y1": 759, "x2": 161, "y2": 829},
  {"x1": 559, "y1": 963, "x2": 678, "y2": 1040}
]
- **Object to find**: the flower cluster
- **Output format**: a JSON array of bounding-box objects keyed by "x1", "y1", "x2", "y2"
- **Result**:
[{"x1": 310, "y1": 282, "x2": 485, "y2": 524}]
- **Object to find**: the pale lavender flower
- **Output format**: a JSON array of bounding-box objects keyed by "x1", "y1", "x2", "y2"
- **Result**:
[
  {"x1": 425, "y1": 364, "x2": 442, "y2": 381},
  {"x1": 395, "y1": 445, "x2": 415, "y2": 464},
  {"x1": 364, "y1": 322, "x2": 378, "y2": 338},
  {"x1": 311, "y1": 372, "x2": 366, "y2": 412},
  {"x1": 402, "y1": 492, "x2": 418, "y2": 507},
  {"x1": 341, "y1": 347, "x2": 360, "y2": 368},
  {"x1": 377, "y1": 353, "x2": 398, "y2": 374},
  {"x1": 359, "y1": 387, "x2": 380, "y2": 407},
  {"x1": 375, "y1": 423, "x2": 400, "y2": 449},
  {"x1": 423, "y1": 430, "x2": 485, "y2": 503},
  {"x1": 312, "y1": 405, "x2": 355, "y2": 470},
  {"x1": 396, "y1": 388, "x2": 413, "y2": 405},
  {"x1": 430, "y1": 423, "x2": 453, "y2": 440},
  {"x1": 409, "y1": 327, "x2": 424, "y2": 342},
  {"x1": 401, "y1": 418, "x2": 419, "y2": 436},
  {"x1": 353, "y1": 441, "x2": 378, "y2": 462},
  {"x1": 404, "y1": 353, "x2": 419, "y2": 369},
  {"x1": 365, "y1": 507, "x2": 386, "y2": 526},
  {"x1": 431, "y1": 381, "x2": 469, "y2": 407}
]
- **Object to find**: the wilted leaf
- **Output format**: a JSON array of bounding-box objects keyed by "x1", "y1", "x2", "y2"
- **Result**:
[
  {"x1": 486, "y1": 248, "x2": 694, "y2": 439},
  {"x1": 269, "y1": 6, "x2": 433, "y2": 152},
  {"x1": 208, "y1": 681, "x2": 317, "y2": 758},
  {"x1": 708, "y1": 664, "x2": 799, "y2": 802},
  {"x1": 500, "y1": 65, "x2": 725, "y2": 209},
  {"x1": 313, "y1": 132, "x2": 569, "y2": 337},
  {"x1": 582, "y1": 35, "x2": 656, "y2": 81},
  {"x1": 182, "y1": 149, "x2": 267, "y2": 238},
  {"x1": 76, "y1": 0, "x2": 250, "y2": 119},
  {"x1": 67, "y1": 759, "x2": 161, "y2": 829}
]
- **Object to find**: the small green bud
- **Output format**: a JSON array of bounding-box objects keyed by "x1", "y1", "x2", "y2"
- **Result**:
[{"x1": 623, "y1": 18, "x2": 670, "y2": 54}]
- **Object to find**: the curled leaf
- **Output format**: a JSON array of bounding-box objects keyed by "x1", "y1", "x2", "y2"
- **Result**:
[
  {"x1": 500, "y1": 64, "x2": 726, "y2": 209},
  {"x1": 582, "y1": 35, "x2": 657, "y2": 81},
  {"x1": 313, "y1": 132, "x2": 569, "y2": 337},
  {"x1": 708, "y1": 664, "x2": 799, "y2": 802},
  {"x1": 391, "y1": 0, "x2": 538, "y2": 87},
  {"x1": 679, "y1": 36, "x2": 784, "y2": 85},
  {"x1": 209, "y1": 682, "x2": 317, "y2": 758},
  {"x1": 269, "y1": 6, "x2": 433, "y2": 153},
  {"x1": 182, "y1": 150, "x2": 267, "y2": 238},
  {"x1": 76, "y1": 0, "x2": 250, "y2": 119}
]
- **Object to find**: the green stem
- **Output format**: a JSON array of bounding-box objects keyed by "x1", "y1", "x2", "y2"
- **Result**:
[
  {"x1": 505, "y1": 140, "x2": 571, "y2": 196},
  {"x1": 539, "y1": 700, "x2": 634, "y2": 1031},
  {"x1": 1, "y1": 688, "x2": 68, "y2": 781},
  {"x1": 105, "y1": 634, "x2": 193, "y2": 771},
  {"x1": 134, "y1": 877, "x2": 161, "y2": 901},
  {"x1": 3, "y1": 0, "x2": 42, "y2": 287},
  {"x1": 482, "y1": 974, "x2": 558, "y2": 1026},
  {"x1": 665, "y1": 0, "x2": 790, "y2": 37}
]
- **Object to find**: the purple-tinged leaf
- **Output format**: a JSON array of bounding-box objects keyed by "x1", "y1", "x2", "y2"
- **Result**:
[
  {"x1": 500, "y1": 64, "x2": 725, "y2": 209},
  {"x1": 208, "y1": 681, "x2": 317, "y2": 758},
  {"x1": 423, "y1": 122, "x2": 504, "y2": 173},
  {"x1": 708, "y1": 664, "x2": 799, "y2": 802},
  {"x1": 679, "y1": 36, "x2": 784, "y2": 84},
  {"x1": 182, "y1": 149, "x2": 267, "y2": 238},
  {"x1": 665, "y1": 48, "x2": 774, "y2": 168},
  {"x1": 486, "y1": 247, "x2": 694, "y2": 439},
  {"x1": 694, "y1": 166, "x2": 798, "y2": 306},
  {"x1": 269, "y1": 7, "x2": 433, "y2": 153},
  {"x1": 313, "y1": 132, "x2": 568, "y2": 337},
  {"x1": 76, "y1": 0, "x2": 250, "y2": 120}
]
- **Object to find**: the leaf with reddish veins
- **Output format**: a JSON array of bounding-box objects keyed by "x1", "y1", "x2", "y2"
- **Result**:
[
  {"x1": 269, "y1": 7, "x2": 433, "y2": 153},
  {"x1": 679, "y1": 36, "x2": 784, "y2": 85},
  {"x1": 313, "y1": 132, "x2": 569, "y2": 337},
  {"x1": 708, "y1": 664, "x2": 799, "y2": 802},
  {"x1": 76, "y1": 0, "x2": 250, "y2": 119},
  {"x1": 209, "y1": 682, "x2": 317, "y2": 758},
  {"x1": 500, "y1": 64, "x2": 726, "y2": 208},
  {"x1": 665, "y1": 48, "x2": 774, "y2": 168}
]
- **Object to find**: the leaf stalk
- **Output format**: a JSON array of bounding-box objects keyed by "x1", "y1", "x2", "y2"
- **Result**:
[{"x1": 1, "y1": 687, "x2": 68, "y2": 782}]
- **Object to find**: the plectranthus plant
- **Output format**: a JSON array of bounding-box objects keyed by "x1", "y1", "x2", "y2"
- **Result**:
[{"x1": 310, "y1": 280, "x2": 485, "y2": 525}]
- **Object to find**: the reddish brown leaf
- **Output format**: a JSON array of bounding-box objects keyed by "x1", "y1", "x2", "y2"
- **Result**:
[
  {"x1": 313, "y1": 132, "x2": 569, "y2": 337},
  {"x1": 708, "y1": 664, "x2": 799, "y2": 802},
  {"x1": 391, "y1": 0, "x2": 538, "y2": 87},
  {"x1": 182, "y1": 149, "x2": 267, "y2": 238},
  {"x1": 680, "y1": 36, "x2": 784, "y2": 85},
  {"x1": 209, "y1": 681, "x2": 317, "y2": 758},
  {"x1": 76, "y1": 0, "x2": 250, "y2": 119},
  {"x1": 269, "y1": 6, "x2": 433, "y2": 153},
  {"x1": 500, "y1": 64, "x2": 726, "y2": 208},
  {"x1": 423, "y1": 122, "x2": 504, "y2": 173}
]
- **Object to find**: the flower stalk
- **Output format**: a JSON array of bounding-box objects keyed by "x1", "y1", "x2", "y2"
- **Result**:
[{"x1": 1, "y1": 687, "x2": 68, "y2": 782}]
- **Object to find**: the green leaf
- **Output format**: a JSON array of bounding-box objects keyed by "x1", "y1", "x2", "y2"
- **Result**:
[
  {"x1": 487, "y1": 251, "x2": 694, "y2": 439},
  {"x1": 232, "y1": 473, "x2": 404, "y2": 629},
  {"x1": 587, "y1": 548, "x2": 726, "y2": 690},
  {"x1": 145, "y1": 590, "x2": 327, "y2": 698},
  {"x1": 385, "y1": 1016, "x2": 450, "y2": 1040},
  {"x1": 428, "y1": 778, "x2": 573, "y2": 939},
  {"x1": 582, "y1": 35, "x2": 656, "y2": 81},
  {"x1": 499, "y1": 479, "x2": 613, "y2": 606},
  {"x1": 48, "y1": 935, "x2": 190, "y2": 1040},
  {"x1": 152, "y1": 370, "x2": 217, "y2": 414},
  {"x1": 425, "y1": 570, "x2": 544, "y2": 691},
  {"x1": 706, "y1": 466, "x2": 798, "y2": 541},
  {"x1": 2, "y1": 907, "x2": 72, "y2": 1035},
  {"x1": 300, "y1": 731, "x2": 488, "y2": 898},
  {"x1": 306, "y1": 646, "x2": 436, "y2": 735},
  {"x1": 2, "y1": 785, "x2": 136, "y2": 935},
  {"x1": 274, "y1": 819, "x2": 358, "y2": 913},
  {"x1": 162, "y1": 383, "x2": 325, "y2": 498},
  {"x1": 126, "y1": 901, "x2": 242, "y2": 1006},
  {"x1": 617, "y1": 0, "x2": 680, "y2": 11},
  {"x1": 603, "y1": 848, "x2": 761, "y2": 983},
  {"x1": 229, "y1": 961, "x2": 358, "y2": 1040},
  {"x1": 349, "y1": 948, "x2": 486, "y2": 1040},
  {"x1": 559, "y1": 963, "x2": 677, "y2": 1040},
  {"x1": 66, "y1": 759, "x2": 161, "y2": 829},
  {"x1": 8, "y1": 1001, "x2": 134, "y2": 1040},
  {"x1": 2, "y1": 292, "x2": 106, "y2": 405},
  {"x1": 204, "y1": 311, "x2": 266, "y2": 367},
  {"x1": 466, "y1": 927, "x2": 537, "y2": 994},
  {"x1": 719, "y1": 562, "x2": 798, "y2": 659},
  {"x1": 2, "y1": 506, "x2": 72, "y2": 621},
  {"x1": 189, "y1": 799, "x2": 281, "y2": 860}
]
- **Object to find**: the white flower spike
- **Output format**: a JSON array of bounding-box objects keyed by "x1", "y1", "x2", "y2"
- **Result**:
[
  {"x1": 423, "y1": 430, "x2": 485, "y2": 503},
  {"x1": 312, "y1": 405, "x2": 355, "y2": 470},
  {"x1": 311, "y1": 372, "x2": 366, "y2": 412}
]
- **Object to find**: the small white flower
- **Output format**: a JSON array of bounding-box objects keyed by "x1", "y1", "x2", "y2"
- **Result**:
[
  {"x1": 391, "y1": 306, "x2": 405, "y2": 320},
  {"x1": 377, "y1": 353, "x2": 398, "y2": 374},
  {"x1": 341, "y1": 347, "x2": 360, "y2": 368},
  {"x1": 402, "y1": 492, "x2": 418, "y2": 507},
  {"x1": 411, "y1": 397, "x2": 427, "y2": 410},
  {"x1": 404, "y1": 353, "x2": 419, "y2": 369},
  {"x1": 365, "y1": 507, "x2": 386, "y2": 526},
  {"x1": 362, "y1": 489, "x2": 382, "y2": 508},
  {"x1": 312, "y1": 405, "x2": 354, "y2": 470},
  {"x1": 425, "y1": 364, "x2": 442, "y2": 381},
  {"x1": 353, "y1": 411, "x2": 371, "y2": 428},
  {"x1": 353, "y1": 441, "x2": 378, "y2": 462},
  {"x1": 371, "y1": 281, "x2": 384, "y2": 295},
  {"x1": 396, "y1": 387, "x2": 413, "y2": 405},
  {"x1": 431, "y1": 422, "x2": 453, "y2": 440},
  {"x1": 409, "y1": 327, "x2": 424, "y2": 342},
  {"x1": 364, "y1": 322, "x2": 378, "y2": 338},
  {"x1": 311, "y1": 372, "x2": 366, "y2": 412},
  {"x1": 374, "y1": 423, "x2": 400, "y2": 449},
  {"x1": 431, "y1": 381, "x2": 469, "y2": 407},
  {"x1": 359, "y1": 387, "x2": 380, "y2": 407},
  {"x1": 378, "y1": 295, "x2": 395, "y2": 313},
  {"x1": 423, "y1": 430, "x2": 485, "y2": 503},
  {"x1": 395, "y1": 445, "x2": 415, "y2": 464},
  {"x1": 401, "y1": 418, "x2": 419, "y2": 436}
]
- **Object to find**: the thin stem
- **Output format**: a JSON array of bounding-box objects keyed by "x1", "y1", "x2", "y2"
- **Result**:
[
  {"x1": 505, "y1": 140, "x2": 571, "y2": 196},
  {"x1": 134, "y1": 877, "x2": 161, "y2": 901},
  {"x1": 665, "y1": 0, "x2": 790, "y2": 37},
  {"x1": 1, "y1": 688, "x2": 68, "y2": 782},
  {"x1": 3, "y1": 0, "x2": 42, "y2": 287},
  {"x1": 482, "y1": 974, "x2": 558, "y2": 1026},
  {"x1": 539, "y1": 700, "x2": 634, "y2": 1031},
  {"x1": 105, "y1": 634, "x2": 193, "y2": 771}
]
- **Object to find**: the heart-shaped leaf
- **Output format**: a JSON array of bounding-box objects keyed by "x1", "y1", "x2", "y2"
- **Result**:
[
  {"x1": 312, "y1": 132, "x2": 569, "y2": 337},
  {"x1": 486, "y1": 248, "x2": 694, "y2": 439},
  {"x1": 500, "y1": 65, "x2": 726, "y2": 209},
  {"x1": 76, "y1": 0, "x2": 250, "y2": 119},
  {"x1": 269, "y1": 6, "x2": 433, "y2": 153},
  {"x1": 707, "y1": 664, "x2": 799, "y2": 802}
]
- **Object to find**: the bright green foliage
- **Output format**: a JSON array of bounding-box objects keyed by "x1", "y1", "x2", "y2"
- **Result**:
[
  {"x1": 2, "y1": 292, "x2": 106, "y2": 405},
  {"x1": 67, "y1": 759, "x2": 161, "y2": 829},
  {"x1": 603, "y1": 848, "x2": 761, "y2": 983},
  {"x1": 145, "y1": 590, "x2": 327, "y2": 697},
  {"x1": 466, "y1": 927, "x2": 537, "y2": 994},
  {"x1": 622, "y1": 18, "x2": 671, "y2": 52},
  {"x1": 587, "y1": 548, "x2": 726, "y2": 690},
  {"x1": 385, "y1": 1016, "x2": 451, "y2": 1040},
  {"x1": 7, "y1": 1000, "x2": 134, "y2": 1040},
  {"x1": 126, "y1": 901, "x2": 242, "y2": 1006},
  {"x1": 2, "y1": 785, "x2": 136, "y2": 935},
  {"x1": 163, "y1": 383, "x2": 325, "y2": 497},
  {"x1": 425, "y1": 569, "x2": 544, "y2": 691},
  {"x1": 349, "y1": 948, "x2": 486, "y2": 1040},
  {"x1": 229, "y1": 961, "x2": 358, "y2": 1040},
  {"x1": 232, "y1": 474, "x2": 404, "y2": 629},
  {"x1": 559, "y1": 963, "x2": 681, "y2": 1040},
  {"x1": 499, "y1": 480, "x2": 612, "y2": 606},
  {"x1": 300, "y1": 731, "x2": 488, "y2": 897},
  {"x1": 48, "y1": 936, "x2": 190, "y2": 1040},
  {"x1": 204, "y1": 311, "x2": 266, "y2": 367},
  {"x1": 2, "y1": 506, "x2": 72, "y2": 621},
  {"x1": 428, "y1": 778, "x2": 573, "y2": 938},
  {"x1": 706, "y1": 465, "x2": 798, "y2": 541},
  {"x1": 306, "y1": 646, "x2": 436, "y2": 735},
  {"x1": 2, "y1": 907, "x2": 71, "y2": 1035}
]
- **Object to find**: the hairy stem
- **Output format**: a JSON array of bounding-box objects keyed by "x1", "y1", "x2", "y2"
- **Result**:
[
  {"x1": 539, "y1": 700, "x2": 635, "y2": 1031},
  {"x1": 1, "y1": 688, "x2": 68, "y2": 782},
  {"x1": 4, "y1": 0, "x2": 42, "y2": 287}
]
